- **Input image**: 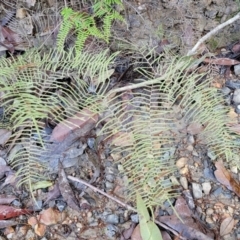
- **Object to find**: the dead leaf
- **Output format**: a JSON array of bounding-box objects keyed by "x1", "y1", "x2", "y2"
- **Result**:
[
  {"x1": 121, "y1": 223, "x2": 136, "y2": 240},
  {"x1": 204, "y1": 57, "x2": 240, "y2": 66},
  {"x1": 28, "y1": 216, "x2": 38, "y2": 227},
  {"x1": 0, "y1": 129, "x2": 12, "y2": 145},
  {"x1": 226, "y1": 122, "x2": 240, "y2": 135},
  {"x1": 187, "y1": 122, "x2": 204, "y2": 135},
  {"x1": 131, "y1": 224, "x2": 143, "y2": 240},
  {"x1": 50, "y1": 108, "x2": 98, "y2": 142},
  {"x1": 111, "y1": 131, "x2": 134, "y2": 147},
  {"x1": 0, "y1": 205, "x2": 31, "y2": 220},
  {"x1": 0, "y1": 195, "x2": 17, "y2": 205},
  {"x1": 0, "y1": 220, "x2": 17, "y2": 228},
  {"x1": 232, "y1": 43, "x2": 240, "y2": 53},
  {"x1": 214, "y1": 161, "x2": 240, "y2": 197},
  {"x1": 34, "y1": 223, "x2": 46, "y2": 237},
  {"x1": 39, "y1": 208, "x2": 65, "y2": 225},
  {"x1": 220, "y1": 217, "x2": 235, "y2": 236},
  {"x1": 58, "y1": 162, "x2": 80, "y2": 211},
  {"x1": 44, "y1": 183, "x2": 61, "y2": 205}
]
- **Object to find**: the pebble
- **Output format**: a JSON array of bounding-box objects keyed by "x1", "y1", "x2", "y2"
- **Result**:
[
  {"x1": 234, "y1": 64, "x2": 240, "y2": 76},
  {"x1": 233, "y1": 89, "x2": 240, "y2": 104},
  {"x1": 204, "y1": 168, "x2": 216, "y2": 180},
  {"x1": 130, "y1": 214, "x2": 139, "y2": 223},
  {"x1": 105, "y1": 224, "x2": 118, "y2": 238},
  {"x1": 202, "y1": 182, "x2": 211, "y2": 195},
  {"x1": 105, "y1": 214, "x2": 119, "y2": 224},
  {"x1": 105, "y1": 181, "x2": 114, "y2": 190},
  {"x1": 106, "y1": 174, "x2": 115, "y2": 182},
  {"x1": 186, "y1": 145, "x2": 193, "y2": 151},
  {"x1": 206, "y1": 208, "x2": 214, "y2": 215},
  {"x1": 176, "y1": 157, "x2": 188, "y2": 169},
  {"x1": 179, "y1": 166, "x2": 189, "y2": 175},
  {"x1": 56, "y1": 200, "x2": 67, "y2": 212},
  {"x1": 230, "y1": 166, "x2": 238, "y2": 174},
  {"x1": 212, "y1": 187, "x2": 222, "y2": 197},
  {"x1": 180, "y1": 176, "x2": 188, "y2": 189},
  {"x1": 192, "y1": 183, "x2": 203, "y2": 199}
]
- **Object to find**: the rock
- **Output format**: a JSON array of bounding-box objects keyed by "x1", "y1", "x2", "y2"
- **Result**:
[
  {"x1": 105, "y1": 224, "x2": 118, "y2": 238},
  {"x1": 206, "y1": 208, "x2": 214, "y2": 215},
  {"x1": 106, "y1": 174, "x2": 115, "y2": 183},
  {"x1": 234, "y1": 64, "x2": 240, "y2": 76},
  {"x1": 130, "y1": 214, "x2": 139, "y2": 223},
  {"x1": 230, "y1": 166, "x2": 238, "y2": 174},
  {"x1": 192, "y1": 183, "x2": 203, "y2": 199},
  {"x1": 180, "y1": 176, "x2": 188, "y2": 189},
  {"x1": 176, "y1": 157, "x2": 188, "y2": 169},
  {"x1": 202, "y1": 182, "x2": 211, "y2": 195},
  {"x1": 204, "y1": 168, "x2": 216, "y2": 180},
  {"x1": 233, "y1": 89, "x2": 240, "y2": 104},
  {"x1": 105, "y1": 214, "x2": 119, "y2": 224},
  {"x1": 186, "y1": 145, "x2": 194, "y2": 151}
]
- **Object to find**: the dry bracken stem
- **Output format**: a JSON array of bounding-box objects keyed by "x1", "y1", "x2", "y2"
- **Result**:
[
  {"x1": 67, "y1": 175, "x2": 187, "y2": 240},
  {"x1": 187, "y1": 12, "x2": 240, "y2": 56}
]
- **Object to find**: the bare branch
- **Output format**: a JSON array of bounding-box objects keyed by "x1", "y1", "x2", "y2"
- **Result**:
[{"x1": 187, "y1": 12, "x2": 240, "y2": 56}]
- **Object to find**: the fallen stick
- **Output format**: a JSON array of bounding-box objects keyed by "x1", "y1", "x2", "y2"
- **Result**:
[{"x1": 187, "y1": 12, "x2": 240, "y2": 56}]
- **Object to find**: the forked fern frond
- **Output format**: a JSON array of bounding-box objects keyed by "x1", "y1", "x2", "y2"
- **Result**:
[
  {"x1": 99, "y1": 46, "x2": 240, "y2": 208},
  {"x1": 0, "y1": 48, "x2": 118, "y2": 190}
]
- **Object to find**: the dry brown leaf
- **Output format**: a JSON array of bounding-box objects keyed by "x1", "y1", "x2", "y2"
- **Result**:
[
  {"x1": 39, "y1": 208, "x2": 65, "y2": 225},
  {"x1": 131, "y1": 224, "x2": 143, "y2": 240},
  {"x1": 186, "y1": 122, "x2": 204, "y2": 135},
  {"x1": 111, "y1": 131, "x2": 134, "y2": 147},
  {"x1": 0, "y1": 129, "x2": 12, "y2": 145},
  {"x1": 28, "y1": 216, "x2": 38, "y2": 227},
  {"x1": 214, "y1": 161, "x2": 240, "y2": 197},
  {"x1": 34, "y1": 223, "x2": 46, "y2": 237},
  {"x1": 204, "y1": 57, "x2": 240, "y2": 66},
  {"x1": 220, "y1": 217, "x2": 235, "y2": 236},
  {"x1": 50, "y1": 108, "x2": 98, "y2": 142}
]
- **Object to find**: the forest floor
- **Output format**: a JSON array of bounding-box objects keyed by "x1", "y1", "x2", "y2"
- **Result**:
[{"x1": 1, "y1": 0, "x2": 240, "y2": 239}]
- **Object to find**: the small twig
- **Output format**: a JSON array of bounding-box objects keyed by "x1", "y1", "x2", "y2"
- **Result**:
[
  {"x1": 187, "y1": 12, "x2": 240, "y2": 56},
  {"x1": 67, "y1": 175, "x2": 186, "y2": 240}
]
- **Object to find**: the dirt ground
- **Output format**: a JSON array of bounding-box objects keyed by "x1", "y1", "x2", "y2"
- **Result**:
[{"x1": 1, "y1": 0, "x2": 240, "y2": 239}]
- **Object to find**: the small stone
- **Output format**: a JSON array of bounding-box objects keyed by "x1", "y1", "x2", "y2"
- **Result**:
[
  {"x1": 106, "y1": 174, "x2": 115, "y2": 182},
  {"x1": 230, "y1": 166, "x2": 238, "y2": 174},
  {"x1": 228, "y1": 206, "x2": 234, "y2": 214},
  {"x1": 233, "y1": 89, "x2": 240, "y2": 104},
  {"x1": 76, "y1": 223, "x2": 83, "y2": 229},
  {"x1": 186, "y1": 145, "x2": 193, "y2": 152},
  {"x1": 205, "y1": 216, "x2": 214, "y2": 225},
  {"x1": 192, "y1": 183, "x2": 203, "y2": 199},
  {"x1": 234, "y1": 64, "x2": 240, "y2": 76},
  {"x1": 179, "y1": 166, "x2": 189, "y2": 175},
  {"x1": 176, "y1": 157, "x2": 188, "y2": 169},
  {"x1": 105, "y1": 181, "x2": 114, "y2": 190},
  {"x1": 105, "y1": 224, "x2": 118, "y2": 238},
  {"x1": 206, "y1": 208, "x2": 214, "y2": 215},
  {"x1": 192, "y1": 150, "x2": 198, "y2": 157},
  {"x1": 87, "y1": 212, "x2": 92, "y2": 218},
  {"x1": 180, "y1": 176, "x2": 188, "y2": 189},
  {"x1": 130, "y1": 214, "x2": 139, "y2": 223},
  {"x1": 202, "y1": 182, "x2": 211, "y2": 195},
  {"x1": 105, "y1": 214, "x2": 119, "y2": 224},
  {"x1": 188, "y1": 135, "x2": 195, "y2": 144}
]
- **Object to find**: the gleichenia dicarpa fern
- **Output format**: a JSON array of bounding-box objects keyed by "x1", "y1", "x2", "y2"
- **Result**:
[
  {"x1": 0, "y1": 13, "x2": 239, "y2": 210},
  {"x1": 57, "y1": 0, "x2": 124, "y2": 52}
]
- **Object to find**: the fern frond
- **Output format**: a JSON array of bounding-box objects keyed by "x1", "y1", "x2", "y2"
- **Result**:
[
  {"x1": 0, "y1": 47, "x2": 118, "y2": 190},
  {"x1": 99, "y1": 46, "x2": 240, "y2": 208}
]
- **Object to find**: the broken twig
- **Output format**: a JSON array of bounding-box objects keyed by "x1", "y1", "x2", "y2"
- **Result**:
[{"x1": 187, "y1": 12, "x2": 240, "y2": 56}]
